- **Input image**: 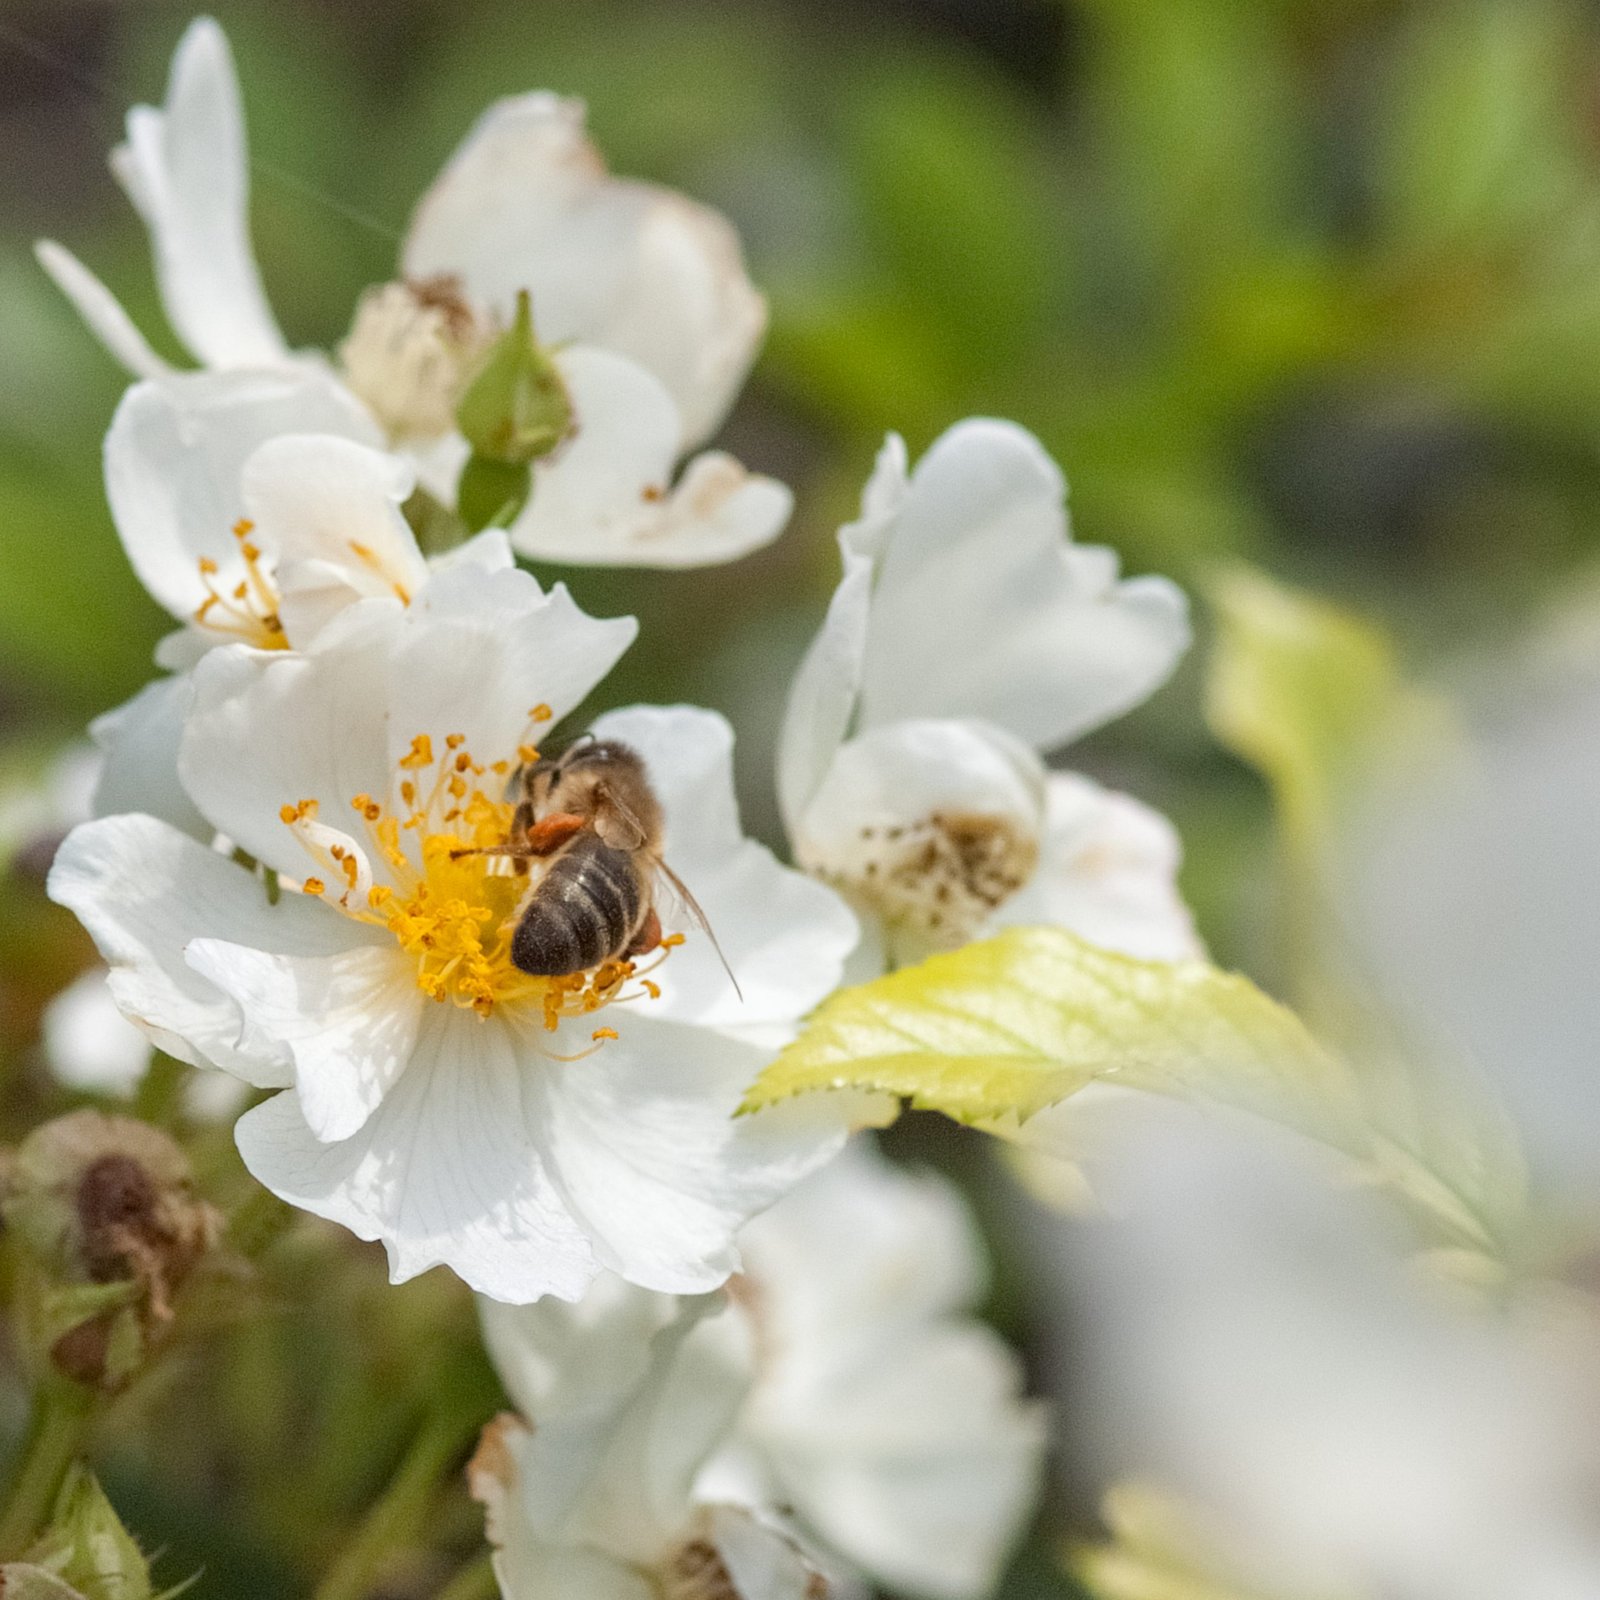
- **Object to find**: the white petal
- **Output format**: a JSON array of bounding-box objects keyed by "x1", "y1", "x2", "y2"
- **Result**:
[
  {"x1": 733, "y1": 1143, "x2": 1044, "y2": 1600},
  {"x1": 403, "y1": 94, "x2": 764, "y2": 444},
  {"x1": 34, "y1": 240, "x2": 172, "y2": 380},
  {"x1": 470, "y1": 1417, "x2": 659, "y2": 1600},
  {"x1": 707, "y1": 1505, "x2": 830, "y2": 1600},
  {"x1": 796, "y1": 719, "x2": 1046, "y2": 881},
  {"x1": 41, "y1": 967, "x2": 152, "y2": 1099},
  {"x1": 481, "y1": 1289, "x2": 753, "y2": 1558},
  {"x1": 234, "y1": 1007, "x2": 600, "y2": 1302},
  {"x1": 391, "y1": 560, "x2": 637, "y2": 773},
  {"x1": 112, "y1": 18, "x2": 287, "y2": 368},
  {"x1": 512, "y1": 349, "x2": 789, "y2": 569},
  {"x1": 179, "y1": 570, "x2": 635, "y2": 878},
  {"x1": 856, "y1": 419, "x2": 1190, "y2": 751},
  {"x1": 588, "y1": 706, "x2": 859, "y2": 1035},
  {"x1": 105, "y1": 368, "x2": 380, "y2": 624},
  {"x1": 179, "y1": 626, "x2": 395, "y2": 878},
  {"x1": 758, "y1": 1326, "x2": 1042, "y2": 1600},
  {"x1": 187, "y1": 939, "x2": 423, "y2": 1142},
  {"x1": 991, "y1": 772, "x2": 1202, "y2": 960},
  {"x1": 533, "y1": 1013, "x2": 844, "y2": 1293},
  {"x1": 241, "y1": 434, "x2": 428, "y2": 647},
  {"x1": 89, "y1": 675, "x2": 211, "y2": 840},
  {"x1": 47, "y1": 813, "x2": 371, "y2": 1085}
]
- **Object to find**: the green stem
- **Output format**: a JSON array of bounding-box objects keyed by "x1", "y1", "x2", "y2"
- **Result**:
[
  {"x1": 435, "y1": 1553, "x2": 498, "y2": 1600},
  {"x1": 0, "y1": 1381, "x2": 96, "y2": 1557},
  {"x1": 311, "y1": 1411, "x2": 474, "y2": 1600}
]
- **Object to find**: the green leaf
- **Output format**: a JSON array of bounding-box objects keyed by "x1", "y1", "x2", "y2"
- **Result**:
[
  {"x1": 742, "y1": 927, "x2": 1355, "y2": 1145},
  {"x1": 1204, "y1": 565, "x2": 1423, "y2": 858}
]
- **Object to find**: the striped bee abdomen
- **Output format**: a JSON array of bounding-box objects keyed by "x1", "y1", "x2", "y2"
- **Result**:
[{"x1": 510, "y1": 833, "x2": 645, "y2": 977}]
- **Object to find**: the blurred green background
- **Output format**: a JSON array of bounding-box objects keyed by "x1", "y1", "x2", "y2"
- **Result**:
[{"x1": 5, "y1": 0, "x2": 1600, "y2": 1592}]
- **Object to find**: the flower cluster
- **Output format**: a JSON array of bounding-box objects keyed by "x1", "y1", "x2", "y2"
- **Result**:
[{"x1": 35, "y1": 15, "x2": 1198, "y2": 1597}]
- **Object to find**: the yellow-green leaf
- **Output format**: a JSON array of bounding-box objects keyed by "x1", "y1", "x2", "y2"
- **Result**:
[
  {"x1": 1205, "y1": 565, "x2": 1416, "y2": 857},
  {"x1": 1073, "y1": 1483, "x2": 1349, "y2": 1600},
  {"x1": 742, "y1": 927, "x2": 1356, "y2": 1145}
]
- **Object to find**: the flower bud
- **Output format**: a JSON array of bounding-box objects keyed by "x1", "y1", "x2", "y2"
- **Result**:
[
  {"x1": 455, "y1": 291, "x2": 573, "y2": 467},
  {"x1": 454, "y1": 291, "x2": 574, "y2": 531},
  {"x1": 13, "y1": 1464, "x2": 154, "y2": 1600},
  {"x1": 2, "y1": 1113, "x2": 221, "y2": 1392}
]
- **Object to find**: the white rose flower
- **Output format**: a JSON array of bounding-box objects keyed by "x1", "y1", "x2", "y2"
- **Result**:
[
  {"x1": 49, "y1": 563, "x2": 858, "y2": 1301},
  {"x1": 702, "y1": 1139, "x2": 1046, "y2": 1600},
  {"x1": 473, "y1": 1282, "x2": 831, "y2": 1600},
  {"x1": 482, "y1": 1139, "x2": 1043, "y2": 1599},
  {"x1": 90, "y1": 369, "x2": 508, "y2": 840},
  {"x1": 38, "y1": 17, "x2": 789, "y2": 568},
  {"x1": 778, "y1": 419, "x2": 1197, "y2": 969}
]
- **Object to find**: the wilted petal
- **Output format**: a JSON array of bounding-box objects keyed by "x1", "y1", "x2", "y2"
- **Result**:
[
  {"x1": 112, "y1": 18, "x2": 287, "y2": 368},
  {"x1": 404, "y1": 93, "x2": 765, "y2": 445},
  {"x1": 512, "y1": 349, "x2": 789, "y2": 569}
]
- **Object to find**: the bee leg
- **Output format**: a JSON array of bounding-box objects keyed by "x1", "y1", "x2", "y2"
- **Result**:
[
  {"x1": 625, "y1": 907, "x2": 663, "y2": 959},
  {"x1": 450, "y1": 812, "x2": 588, "y2": 862},
  {"x1": 524, "y1": 812, "x2": 588, "y2": 855}
]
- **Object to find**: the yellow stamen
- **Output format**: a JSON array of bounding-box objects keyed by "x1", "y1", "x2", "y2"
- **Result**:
[{"x1": 279, "y1": 730, "x2": 677, "y2": 1036}]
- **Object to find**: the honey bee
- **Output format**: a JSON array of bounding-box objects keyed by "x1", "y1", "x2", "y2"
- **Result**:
[{"x1": 465, "y1": 738, "x2": 736, "y2": 988}]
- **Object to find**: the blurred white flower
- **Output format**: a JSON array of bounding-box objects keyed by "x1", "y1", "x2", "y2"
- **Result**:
[
  {"x1": 50, "y1": 561, "x2": 857, "y2": 1302},
  {"x1": 778, "y1": 420, "x2": 1196, "y2": 969},
  {"x1": 1338, "y1": 621, "x2": 1600, "y2": 1213},
  {"x1": 41, "y1": 968, "x2": 151, "y2": 1100},
  {"x1": 474, "y1": 1283, "x2": 830, "y2": 1600},
  {"x1": 38, "y1": 17, "x2": 789, "y2": 568},
  {"x1": 1047, "y1": 1107, "x2": 1600, "y2": 1600},
  {"x1": 702, "y1": 1139, "x2": 1045, "y2": 1600},
  {"x1": 482, "y1": 1138, "x2": 1041, "y2": 1598}
]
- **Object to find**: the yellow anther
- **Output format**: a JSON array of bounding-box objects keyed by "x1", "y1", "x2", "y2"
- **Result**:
[
  {"x1": 592, "y1": 1027, "x2": 619, "y2": 1042},
  {"x1": 530, "y1": 704, "x2": 553, "y2": 722},
  {"x1": 302, "y1": 877, "x2": 325, "y2": 896},
  {"x1": 279, "y1": 804, "x2": 298, "y2": 824},
  {"x1": 446, "y1": 733, "x2": 466, "y2": 749}
]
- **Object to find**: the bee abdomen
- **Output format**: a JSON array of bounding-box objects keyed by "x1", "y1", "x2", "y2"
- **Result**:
[{"x1": 511, "y1": 836, "x2": 644, "y2": 977}]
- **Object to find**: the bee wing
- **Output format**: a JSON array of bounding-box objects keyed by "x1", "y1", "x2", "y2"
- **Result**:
[
  {"x1": 649, "y1": 854, "x2": 743, "y2": 1002},
  {"x1": 590, "y1": 781, "x2": 650, "y2": 852}
]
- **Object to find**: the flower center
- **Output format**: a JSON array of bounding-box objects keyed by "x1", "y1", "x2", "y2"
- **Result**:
[
  {"x1": 338, "y1": 276, "x2": 494, "y2": 443},
  {"x1": 280, "y1": 717, "x2": 673, "y2": 1034},
  {"x1": 817, "y1": 810, "x2": 1039, "y2": 950},
  {"x1": 193, "y1": 520, "x2": 287, "y2": 650}
]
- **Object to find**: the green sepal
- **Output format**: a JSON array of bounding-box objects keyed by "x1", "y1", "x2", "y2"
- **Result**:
[{"x1": 23, "y1": 1465, "x2": 152, "y2": 1600}]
